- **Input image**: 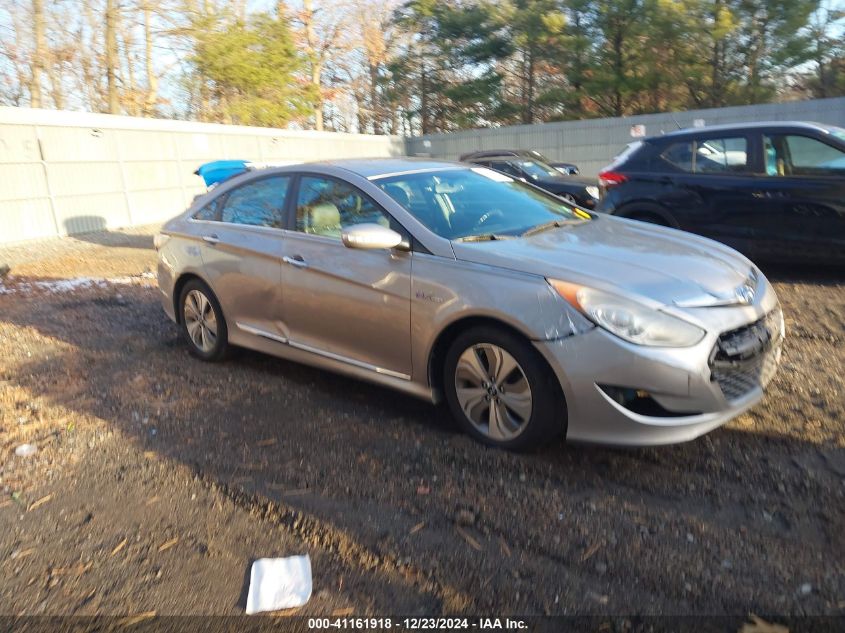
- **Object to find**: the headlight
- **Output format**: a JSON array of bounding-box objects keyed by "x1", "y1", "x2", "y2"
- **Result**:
[
  {"x1": 549, "y1": 280, "x2": 705, "y2": 347},
  {"x1": 585, "y1": 185, "x2": 600, "y2": 199}
]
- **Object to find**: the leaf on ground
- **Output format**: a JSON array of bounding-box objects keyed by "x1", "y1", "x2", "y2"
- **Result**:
[
  {"x1": 27, "y1": 494, "x2": 52, "y2": 512},
  {"x1": 118, "y1": 612, "x2": 157, "y2": 628},
  {"x1": 739, "y1": 615, "x2": 790, "y2": 633},
  {"x1": 456, "y1": 526, "x2": 482, "y2": 551},
  {"x1": 499, "y1": 537, "x2": 512, "y2": 558},
  {"x1": 581, "y1": 542, "x2": 601, "y2": 562},
  {"x1": 157, "y1": 537, "x2": 179, "y2": 552},
  {"x1": 409, "y1": 522, "x2": 425, "y2": 535}
]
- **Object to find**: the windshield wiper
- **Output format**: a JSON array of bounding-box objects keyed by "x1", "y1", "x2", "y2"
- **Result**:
[
  {"x1": 521, "y1": 219, "x2": 584, "y2": 237},
  {"x1": 456, "y1": 233, "x2": 512, "y2": 242}
]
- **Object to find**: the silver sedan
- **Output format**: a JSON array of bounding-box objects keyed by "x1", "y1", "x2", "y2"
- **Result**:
[{"x1": 156, "y1": 158, "x2": 783, "y2": 449}]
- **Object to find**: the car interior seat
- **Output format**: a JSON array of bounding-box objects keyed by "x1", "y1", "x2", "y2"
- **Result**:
[
  {"x1": 305, "y1": 202, "x2": 342, "y2": 237},
  {"x1": 383, "y1": 184, "x2": 410, "y2": 209}
]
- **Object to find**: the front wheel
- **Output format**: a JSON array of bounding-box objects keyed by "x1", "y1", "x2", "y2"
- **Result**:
[{"x1": 443, "y1": 326, "x2": 566, "y2": 451}]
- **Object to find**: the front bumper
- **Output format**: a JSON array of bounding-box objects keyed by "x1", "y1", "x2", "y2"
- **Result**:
[{"x1": 534, "y1": 310, "x2": 782, "y2": 446}]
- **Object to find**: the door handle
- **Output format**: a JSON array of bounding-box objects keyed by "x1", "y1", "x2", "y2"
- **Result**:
[
  {"x1": 202, "y1": 234, "x2": 220, "y2": 245},
  {"x1": 283, "y1": 255, "x2": 308, "y2": 269}
]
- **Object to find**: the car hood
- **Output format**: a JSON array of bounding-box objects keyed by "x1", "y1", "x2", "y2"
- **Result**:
[{"x1": 450, "y1": 216, "x2": 755, "y2": 307}]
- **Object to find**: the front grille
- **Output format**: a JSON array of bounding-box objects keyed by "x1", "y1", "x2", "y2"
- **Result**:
[{"x1": 710, "y1": 308, "x2": 784, "y2": 401}]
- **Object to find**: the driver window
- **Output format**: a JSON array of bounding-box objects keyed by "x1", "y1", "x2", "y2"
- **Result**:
[
  {"x1": 764, "y1": 134, "x2": 845, "y2": 176},
  {"x1": 295, "y1": 176, "x2": 391, "y2": 240}
]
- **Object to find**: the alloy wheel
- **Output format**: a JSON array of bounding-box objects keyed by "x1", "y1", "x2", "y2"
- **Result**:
[
  {"x1": 183, "y1": 289, "x2": 218, "y2": 353},
  {"x1": 454, "y1": 343, "x2": 533, "y2": 441}
]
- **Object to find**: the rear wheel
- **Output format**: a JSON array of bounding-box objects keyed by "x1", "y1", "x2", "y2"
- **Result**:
[
  {"x1": 628, "y1": 212, "x2": 669, "y2": 227},
  {"x1": 618, "y1": 203, "x2": 676, "y2": 228},
  {"x1": 443, "y1": 326, "x2": 565, "y2": 451},
  {"x1": 559, "y1": 193, "x2": 578, "y2": 204},
  {"x1": 179, "y1": 279, "x2": 229, "y2": 361}
]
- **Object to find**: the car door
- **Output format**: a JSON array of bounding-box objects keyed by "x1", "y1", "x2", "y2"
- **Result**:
[
  {"x1": 195, "y1": 174, "x2": 291, "y2": 340},
  {"x1": 756, "y1": 131, "x2": 845, "y2": 263},
  {"x1": 657, "y1": 133, "x2": 762, "y2": 255},
  {"x1": 280, "y1": 173, "x2": 413, "y2": 378}
]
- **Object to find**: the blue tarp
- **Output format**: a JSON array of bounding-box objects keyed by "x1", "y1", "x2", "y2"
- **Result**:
[{"x1": 194, "y1": 160, "x2": 251, "y2": 188}]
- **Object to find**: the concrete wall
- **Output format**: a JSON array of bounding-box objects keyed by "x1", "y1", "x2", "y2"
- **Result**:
[
  {"x1": 405, "y1": 96, "x2": 845, "y2": 178},
  {"x1": 4, "y1": 97, "x2": 845, "y2": 245},
  {"x1": 0, "y1": 107, "x2": 404, "y2": 245}
]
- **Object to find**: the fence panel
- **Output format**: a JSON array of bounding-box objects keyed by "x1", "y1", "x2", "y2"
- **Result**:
[
  {"x1": 0, "y1": 107, "x2": 404, "y2": 245},
  {"x1": 406, "y1": 96, "x2": 845, "y2": 177}
]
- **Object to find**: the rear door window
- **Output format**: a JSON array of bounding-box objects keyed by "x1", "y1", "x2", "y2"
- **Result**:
[
  {"x1": 193, "y1": 197, "x2": 223, "y2": 221},
  {"x1": 661, "y1": 137, "x2": 749, "y2": 174},
  {"x1": 219, "y1": 175, "x2": 291, "y2": 228},
  {"x1": 662, "y1": 141, "x2": 694, "y2": 172},
  {"x1": 695, "y1": 138, "x2": 749, "y2": 173}
]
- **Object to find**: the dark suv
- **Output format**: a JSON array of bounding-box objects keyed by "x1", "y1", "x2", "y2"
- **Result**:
[
  {"x1": 460, "y1": 150, "x2": 598, "y2": 208},
  {"x1": 596, "y1": 122, "x2": 845, "y2": 264}
]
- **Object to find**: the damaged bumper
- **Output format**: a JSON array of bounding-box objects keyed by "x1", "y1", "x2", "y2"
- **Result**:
[{"x1": 534, "y1": 314, "x2": 782, "y2": 446}]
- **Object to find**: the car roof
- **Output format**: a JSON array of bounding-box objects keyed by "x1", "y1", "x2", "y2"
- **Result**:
[
  {"x1": 317, "y1": 157, "x2": 466, "y2": 179},
  {"x1": 653, "y1": 120, "x2": 835, "y2": 142},
  {"x1": 459, "y1": 149, "x2": 544, "y2": 161}
]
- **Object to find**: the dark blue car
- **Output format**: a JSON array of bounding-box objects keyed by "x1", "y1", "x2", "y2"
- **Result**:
[{"x1": 596, "y1": 121, "x2": 845, "y2": 264}]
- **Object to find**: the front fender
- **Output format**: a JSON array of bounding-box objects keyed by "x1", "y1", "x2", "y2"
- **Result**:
[{"x1": 409, "y1": 253, "x2": 594, "y2": 385}]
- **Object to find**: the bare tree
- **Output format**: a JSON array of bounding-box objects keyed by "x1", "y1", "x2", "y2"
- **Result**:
[
  {"x1": 43, "y1": 3, "x2": 77, "y2": 109},
  {"x1": 30, "y1": 0, "x2": 43, "y2": 106},
  {"x1": 293, "y1": 0, "x2": 351, "y2": 131},
  {"x1": 142, "y1": 0, "x2": 158, "y2": 115},
  {"x1": 105, "y1": 0, "x2": 119, "y2": 113}
]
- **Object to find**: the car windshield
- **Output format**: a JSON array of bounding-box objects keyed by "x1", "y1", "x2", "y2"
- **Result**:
[
  {"x1": 373, "y1": 167, "x2": 589, "y2": 241},
  {"x1": 516, "y1": 159, "x2": 560, "y2": 179}
]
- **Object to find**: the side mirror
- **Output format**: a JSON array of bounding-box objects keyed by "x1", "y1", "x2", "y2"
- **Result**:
[{"x1": 341, "y1": 223, "x2": 404, "y2": 250}]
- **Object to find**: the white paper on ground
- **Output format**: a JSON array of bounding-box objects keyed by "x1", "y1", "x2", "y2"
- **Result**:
[{"x1": 245, "y1": 555, "x2": 312, "y2": 614}]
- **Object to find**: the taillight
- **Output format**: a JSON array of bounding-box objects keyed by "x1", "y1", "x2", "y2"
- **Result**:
[{"x1": 598, "y1": 171, "x2": 628, "y2": 189}]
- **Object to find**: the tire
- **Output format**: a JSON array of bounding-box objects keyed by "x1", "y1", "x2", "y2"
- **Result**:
[
  {"x1": 617, "y1": 202, "x2": 676, "y2": 228},
  {"x1": 442, "y1": 326, "x2": 566, "y2": 451},
  {"x1": 560, "y1": 193, "x2": 578, "y2": 204},
  {"x1": 628, "y1": 212, "x2": 669, "y2": 227},
  {"x1": 178, "y1": 279, "x2": 229, "y2": 361}
]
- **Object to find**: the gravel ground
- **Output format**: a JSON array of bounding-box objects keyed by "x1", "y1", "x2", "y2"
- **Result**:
[{"x1": 0, "y1": 228, "x2": 843, "y2": 618}]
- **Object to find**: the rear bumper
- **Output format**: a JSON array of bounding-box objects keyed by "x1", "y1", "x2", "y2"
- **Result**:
[
  {"x1": 534, "y1": 326, "x2": 779, "y2": 447},
  {"x1": 157, "y1": 260, "x2": 177, "y2": 323}
]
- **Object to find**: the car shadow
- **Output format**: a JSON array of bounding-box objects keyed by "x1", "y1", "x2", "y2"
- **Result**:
[
  {"x1": 0, "y1": 279, "x2": 842, "y2": 616},
  {"x1": 759, "y1": 261, "x2": 845, "y2": 285},
  {"x1": 64, "y1": 216, "x2": 155, "y2": 250}
]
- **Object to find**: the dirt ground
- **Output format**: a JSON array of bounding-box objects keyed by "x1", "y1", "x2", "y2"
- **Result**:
[{"x1": 0, "y1": 226, "x2": 843, "y2": 619}]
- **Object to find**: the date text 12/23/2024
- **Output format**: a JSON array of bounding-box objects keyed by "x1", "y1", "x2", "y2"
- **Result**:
[{"x1": 307, "y1": 618, "x2": 528, "y2": 630}]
